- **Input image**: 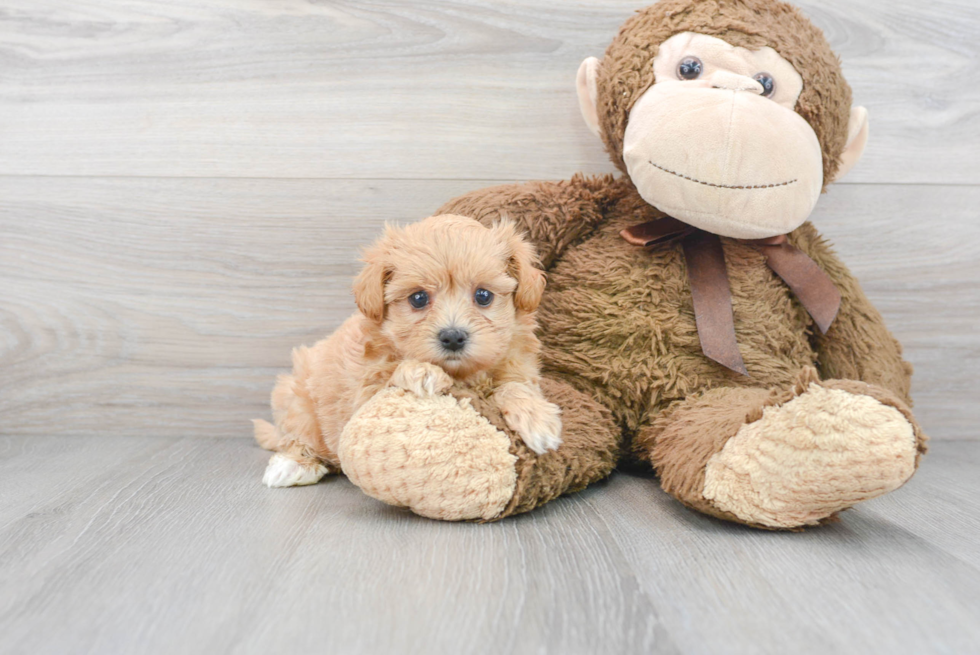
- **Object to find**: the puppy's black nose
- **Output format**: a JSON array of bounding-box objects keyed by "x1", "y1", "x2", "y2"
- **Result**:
[{"x1": 438, "y1": 328, "x2": 469, "y2": 352}]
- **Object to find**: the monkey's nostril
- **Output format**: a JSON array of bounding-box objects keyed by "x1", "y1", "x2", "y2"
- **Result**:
[
  {"x1": 709, "y1": 70, "x2": 763, "y2": 94},
  {"x1": 438, "y1": 328, "x2": 469, "y2": 352}
]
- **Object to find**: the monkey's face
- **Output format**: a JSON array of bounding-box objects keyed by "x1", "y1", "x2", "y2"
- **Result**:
[
  {"x1": 624, "y1": 32, "x2": 822, "y2": 239},
  {"x1": 578, "y1": 31, "x2": 869, "y2": 240}
]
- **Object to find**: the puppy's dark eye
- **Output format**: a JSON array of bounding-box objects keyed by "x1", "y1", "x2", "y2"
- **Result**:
[
  {"x1": 677, "y1": 56, "x2": 703, "y2": 80},
  {"x1": 408, "y1": 291, "x2": 429, "y2": 309},
  {"x1": 753, "y1": 72, "x2": 775, "y2": 97},
  {"x1": 474, "y1": 288, "x2": 494, "y2": 307}
]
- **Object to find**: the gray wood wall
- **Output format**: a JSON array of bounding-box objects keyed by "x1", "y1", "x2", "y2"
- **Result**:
[{"x1": 1, "y1": 0, "x2": 977, "y2": 439}]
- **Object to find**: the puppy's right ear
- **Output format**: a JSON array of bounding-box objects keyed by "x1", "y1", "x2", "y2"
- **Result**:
[{"x1": 352, "y1": 242, "x2": 389, "y2": 323}]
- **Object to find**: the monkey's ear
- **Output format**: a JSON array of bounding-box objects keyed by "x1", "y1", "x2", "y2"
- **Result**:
[
  {"x1": 831, "y1": 106, "x2": 869, "y2": 183},
  {"x1": 576, "y1": 57, "x2": 601, "y2": 138},
  {"x1": 496, "y1": 222, "x2": 546, "y2": 313},
  {"x1": 352, "y1": 244, "x2": 389, "y2": 323}
]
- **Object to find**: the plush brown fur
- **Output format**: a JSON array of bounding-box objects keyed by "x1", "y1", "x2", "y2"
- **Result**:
[
  {"x1": 421, "y1": 0, "x2": 922, "y2": 525},
  {"x1": 439, "y1": 170, "x2": 922, "y2": 522},
  {"x1": 449, "y1": 376, "x2": 622, "y2": 518},
  {"x1": 334, "y1": 0, "x2": 923, "y2": 527}
]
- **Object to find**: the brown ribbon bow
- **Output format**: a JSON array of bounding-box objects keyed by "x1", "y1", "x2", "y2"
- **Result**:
[{"x1": 621, "y1": 217, "x2": 841, "y2": 376}]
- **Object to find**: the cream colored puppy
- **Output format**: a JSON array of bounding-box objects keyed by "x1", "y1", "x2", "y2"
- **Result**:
[{"x1": 254, "y1": 214, "x2": 562, "y2": 487}]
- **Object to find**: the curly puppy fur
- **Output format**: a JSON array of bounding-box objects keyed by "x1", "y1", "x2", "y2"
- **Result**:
[{"x1": 254, "y1": 214, "x2": 560, "y2": 486}]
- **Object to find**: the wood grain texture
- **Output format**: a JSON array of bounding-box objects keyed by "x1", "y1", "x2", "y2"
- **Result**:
[
  {"x1": 0, "y1": 436, "x2": 977, "y2": 655},
  {"x1": 592, "y1": 441, "x2": 980, "y2": 655},
  {"x1": 1, "y1": 3, "x2": 976, "y2": 652},
  {"x1": 0, "y1": 0, "x2": 977, "y2": 183},
  {"x1": 1, "y1": 177, "x2": 977, "y2": 440}
]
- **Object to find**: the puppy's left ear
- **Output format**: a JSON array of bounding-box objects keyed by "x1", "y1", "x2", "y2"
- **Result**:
[{"x1": 496, "y1": 222, "x2": 546, "y2": 313}]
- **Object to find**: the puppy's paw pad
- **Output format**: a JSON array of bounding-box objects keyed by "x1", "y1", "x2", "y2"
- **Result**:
[
  {"x1": 263, "y1": 454, "x2": 327, "y2": 488},
  {"x1": 520, "y1": 428, "x2": 563, "y2": 455},
  {"x1": 499, "y1": 394, "x2": 563, "y2": 455},
  {"x1": 524, "y1": 435, "x2": 562, "y2": 455},
  {"x1": 390, "y1": 361, "x2": 453, "y2": 396}
]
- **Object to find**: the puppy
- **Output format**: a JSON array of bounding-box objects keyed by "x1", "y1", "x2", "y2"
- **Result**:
[{"x1": 254, "y1": 213, "x2": 562, "y2": 487}]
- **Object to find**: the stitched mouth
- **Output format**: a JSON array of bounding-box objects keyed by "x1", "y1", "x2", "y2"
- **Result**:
[{"x1": 649, "y1": 161, "x2": 797, "y2": 190}]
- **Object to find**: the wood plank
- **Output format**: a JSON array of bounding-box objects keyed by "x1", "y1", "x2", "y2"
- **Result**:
[
  {"x1": 861, "y1": 441, "x2": 980, "y2": 569},
  {"x1": 814, "y1": 184, "x2": 980, "y2": 439},
  {"x1": 0, "y1": 177, "x2": 976, "y2": 439},
  {"x1": 592, "y1": 443, "x2": 980, "y2": 655},
  {"x1": 0, "y1": 0, "x2": 977, "y2": 183},
  {"x1": 0, "y1": 436, "x2": 978, "y2": 654},
  {"x1": 0, "y1": 435, "x2": 671, "y2": 655}
]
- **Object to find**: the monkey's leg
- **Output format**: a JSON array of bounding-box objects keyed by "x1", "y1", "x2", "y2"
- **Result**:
[
  {"x1": 339, "y1": 377, "x2": 621, "y2": 521},
  {"x1": 635, "y1": 368, "x2": 927, "y2": 529}
]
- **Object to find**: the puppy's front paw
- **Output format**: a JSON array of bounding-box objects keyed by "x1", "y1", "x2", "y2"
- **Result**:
[
  {"x1": 518, "y1": 400, "x2": 563, "y2": 455},
  {"x1": 494, "y1": 382, "x2": 563, "y2": 455},
  {"x1": 389, "y1": 360, "x2": 454, "y2": 397},
  {"x1": 263, "y1": 453, "x2": 328, "y2": 488}
]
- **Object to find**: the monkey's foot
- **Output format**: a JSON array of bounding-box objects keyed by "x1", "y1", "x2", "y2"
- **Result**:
[{"x1": 702, "y1": 384, "x2": 918, "y2": 528}]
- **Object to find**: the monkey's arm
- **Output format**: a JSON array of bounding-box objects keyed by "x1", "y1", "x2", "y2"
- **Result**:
[
  {"x1": 436, "y1": 174, "x2": 613, "y2": 269},
  {"x1": 791, "y1": 222, "x2": 913, "y2": 405}
]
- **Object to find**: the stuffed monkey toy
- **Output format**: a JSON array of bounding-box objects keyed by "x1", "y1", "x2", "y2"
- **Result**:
[{"x1": 335, "y1": 0, "x2": 927, "y2": 529}]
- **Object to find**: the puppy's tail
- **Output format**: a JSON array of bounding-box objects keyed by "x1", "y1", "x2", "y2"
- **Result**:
[{"x1": 252, "y1": 419, "x2": 281, "y2": 451}]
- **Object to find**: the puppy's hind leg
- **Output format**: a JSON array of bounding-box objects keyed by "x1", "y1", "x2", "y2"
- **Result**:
[
  {"x1": 257, "y1": 348, "x2": 336, "y2": 488},
  {"x1": 253, "y1": 418, "x2": 329, "y2": 488},
  {"x1": 263, "y1": 450, "x2": 329, "y2": 488}
]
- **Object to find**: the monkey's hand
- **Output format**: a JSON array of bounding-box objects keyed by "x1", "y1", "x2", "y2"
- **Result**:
[
  {"x1": 389, "y1": 360, "x2": 454, "y2": 397},
  {"x1": 493, "y1": 381, "x2": 563, "y2": 455}
]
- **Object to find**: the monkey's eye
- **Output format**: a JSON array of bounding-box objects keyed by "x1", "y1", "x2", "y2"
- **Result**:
[
  {"x1": 408, "y1": 291, "x2": 429, "y2": 309},
  {"x1": 753, "y1": 73, "x2": 776, "y2": 97},
  {"x1": 677, "y1": 57, "x2": 703, "y2": 80},
  {"x1": 474, "y1": 288, "x2": 494, "y2": 307}
]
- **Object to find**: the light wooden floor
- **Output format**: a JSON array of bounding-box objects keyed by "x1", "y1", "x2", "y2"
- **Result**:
[
  {"x1": 1, "y1": 437, "x2": 978, "y2": 655},
  {"x1": 1, "y1": 2, "x2": 979, "y2": 654}
]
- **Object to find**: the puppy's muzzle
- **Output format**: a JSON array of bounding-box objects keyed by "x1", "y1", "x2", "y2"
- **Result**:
[{"x1": 438, "y1": 327, "x2": 469, "y2": 353}]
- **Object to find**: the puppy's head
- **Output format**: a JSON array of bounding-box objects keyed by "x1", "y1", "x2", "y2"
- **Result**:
[{"x1": 353, "y1": 214, "x2": 545, "y2": 378}]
